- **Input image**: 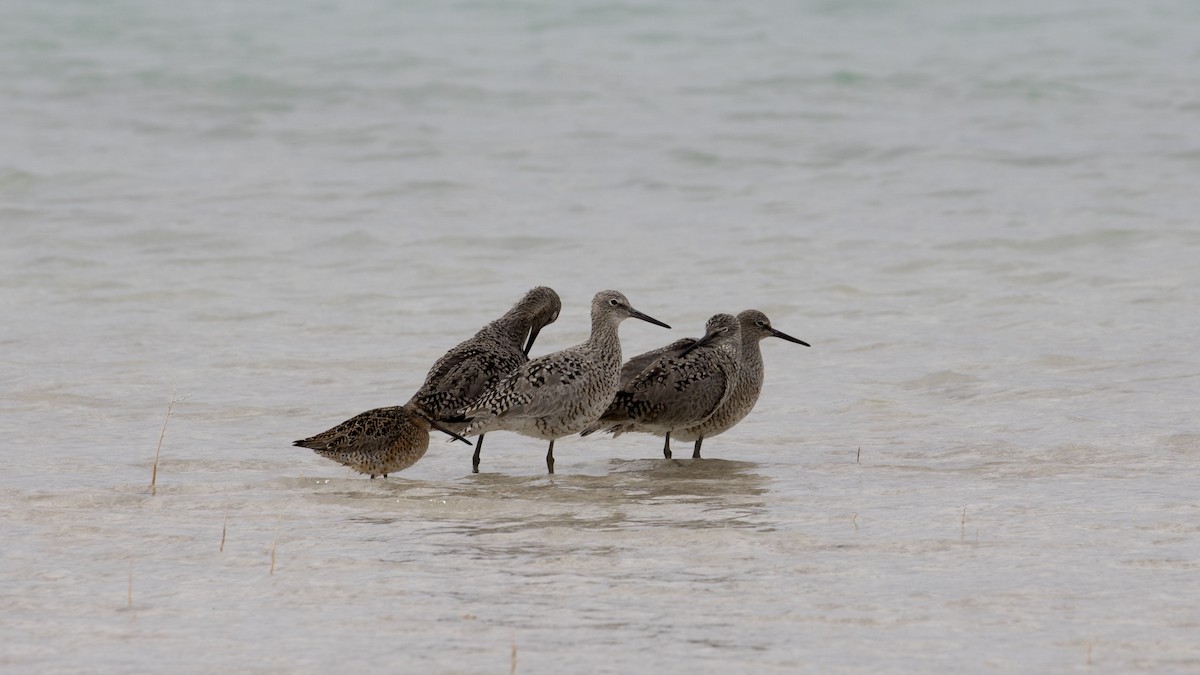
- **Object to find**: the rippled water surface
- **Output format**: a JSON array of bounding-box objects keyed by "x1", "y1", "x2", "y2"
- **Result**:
[{"x1": 3, "y1": 0, "x2": 1199, "y2": 672}]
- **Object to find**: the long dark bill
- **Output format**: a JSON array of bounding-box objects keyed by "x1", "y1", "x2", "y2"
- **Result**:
[
  {"x1": 677, "y1": 333, "x2": 714, "y2": 358},
  {"x1": 628, "y1": 308, "x2": 671, "y2": 329},
  {"x1": 429, "y1": 419, "x2": 473, "y2": 445},
  {"x1": 771, "y1": 328, "x2": 811, "y2": 347},
  {"x1": 523, "y1": 326, "x2": 541, "y2": 356}
]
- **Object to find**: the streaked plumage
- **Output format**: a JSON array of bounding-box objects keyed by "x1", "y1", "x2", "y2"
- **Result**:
[
  {"x1": 293, "y1": 404, "x2": 469, "y2": 478},
  {"x1": 581, "y1": 314, "x2": 741, "y2": 460},
  {"x1": 672, "y1": 310, "x2": 809, "y2": 458},
  {"x1": 458, "y1": 290, "x2": 671, "y2": 473},
  {"x1": 411, "y1": 286, "x2": 561, "y2": 472}
]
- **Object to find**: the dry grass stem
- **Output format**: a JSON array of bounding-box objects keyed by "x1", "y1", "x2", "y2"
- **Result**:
[
  {"x1": 960, "y1": 507, "x2": 967, "y2": 541},
  {"x1": 220, "y1": 500, "x2": 229, "y2": 552},
  {"x1": 127, "y1": 562, "x2": 133, "y2": 609},
  {"x1": 852, "y1": 513, "x2": 859, "y2": 531},
  {"x1": 856, "y1": 446, "x2": 861, "y2": 464},
  {"x1": 510, "y1": 640, "x2": 518, "y2": 675},
  {"x1": 269, "y1": 518, "x2": 279, "y2": 575},
  {"x1": 150, "y1": 384, "x2": 189, "y2": 496}
]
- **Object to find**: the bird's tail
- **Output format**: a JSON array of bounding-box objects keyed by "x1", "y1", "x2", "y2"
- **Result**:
[{"x1": 580, "y1": 422, "x2": 624, "y2": 437}]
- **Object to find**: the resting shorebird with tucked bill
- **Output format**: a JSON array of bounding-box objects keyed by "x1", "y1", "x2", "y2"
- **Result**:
[
  {"x1": 409, "y1": 286, "x2": 561, "y2": 473},
  {"x1": 671, "y1": 309, "x2": 809, "y2": 459},
  {"x1": 293, "y1": 403, "x2": 471, "y2": 478},
  {"x1": 580, "y1": 313, "x2": 741, "y2": 460},
  {"x1": 449, "y1": 290, "x2": 671, "y2": 474}
]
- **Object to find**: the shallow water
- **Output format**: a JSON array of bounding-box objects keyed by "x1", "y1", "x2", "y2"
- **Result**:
[{"x1": 3, "y1": 0, "x2": 1199, "y2": 672}]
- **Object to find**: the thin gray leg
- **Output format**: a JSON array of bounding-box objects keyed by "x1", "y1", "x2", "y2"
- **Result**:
[
  {"x1": 546, "y1": 439, "x2": 555, "y2": 474},
  {"x1": 663, "y1": 432, "x2": 672, "y2": 459},
  {"x1": 692, "y1": 437, "x2": 703, "y2": 459}
]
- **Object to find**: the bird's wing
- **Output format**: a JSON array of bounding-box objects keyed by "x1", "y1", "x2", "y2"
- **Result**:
[
  {"x1": 613, "y1": 345, "x2": 737, "y2": 429},
  {"x1": 295, "y1": 406, "x2": 414, "y2": 453},
  {"x1": 467, "y1": 350, "x2": 599, "y2": 420},
  {"x1": 619, "y1": 338, "x2": 696, "y2": 385},
  {"x1": 411, "y1": 342, "x2": 526, "y2": 417}
]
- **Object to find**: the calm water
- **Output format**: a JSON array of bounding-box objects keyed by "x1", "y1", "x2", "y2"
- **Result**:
[{"x1": 3, "y1": 0, "x2": 1199, "y2": 672}]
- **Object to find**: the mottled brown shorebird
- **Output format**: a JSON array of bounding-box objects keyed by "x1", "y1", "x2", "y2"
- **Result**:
[
  {"x1": 452, "y1": 290, "x2": 671, "y2": 474},
  {"x1": 672, "y1": 310, "x2": 808, "y2": 458},
  {"x1": 293, "y1": 403, "x2": 471, "y2": 478},
  {"x1": 580, "y1": 314, "x2": 741, "y2": 459},
  {"x1": 410, "y1": 286, "x2": 561, "y2": 472}
]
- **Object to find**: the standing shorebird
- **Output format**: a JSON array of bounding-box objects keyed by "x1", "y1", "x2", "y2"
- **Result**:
[
  {"x1": 294, "y1": 287, "x2": 559, "y2": 478},
  {"x1": 453, "y1": 290, "x2": 671, "y2": 474},
  {"x1": 409, "y1": 286, "x2": 561, "y2": 472},
  {"x1": 580, "y1": 314, "x2": 742, "y2": 460},
  {"x1": 293, "y1": 403, "x2": 471, "y2": 478},
  {"x1": 671, "y1": 310, "x2": 808, "y2": 458}
]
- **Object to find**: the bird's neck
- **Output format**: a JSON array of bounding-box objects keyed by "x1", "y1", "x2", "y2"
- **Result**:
[
  {"x1": 586, "y1": 314, "x2": 623, "y2": 368},
  {"x1": 740, "y1": 336, "x2": 765, "y2": 373}
]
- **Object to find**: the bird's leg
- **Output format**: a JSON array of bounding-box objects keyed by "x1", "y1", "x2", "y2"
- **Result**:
[
  {"x1": 692, "y1": 437, "x2": 703, "y2": 459},
  {"x1": 546, "y1": 440, "x2": 555, "y2": 474},
  {"x1": 663, "y1": 432, "x2": 672, "y2": 459},
  {"x1": 472, "y1": 434, "x2": 485, "y2": 474}
]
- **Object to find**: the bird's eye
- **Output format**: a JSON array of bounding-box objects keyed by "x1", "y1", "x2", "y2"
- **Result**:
[
  {"x1": 609, "y1": 298, "x2": 619, "y2": 306},
  {"x1": 755, "y1": 320, "x2": 766, "y2": 327}
]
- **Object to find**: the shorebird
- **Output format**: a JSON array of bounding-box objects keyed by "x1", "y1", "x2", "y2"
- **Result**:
[
  {"x1": 409, "y1": 286, "x2": 561, "y2": 472},
  {"x1": 293, "y1": 403, "x2": 471, "y2": 478},
  {"x1": 452, "y1": 290, "x2": 671, "y2": 474},
  {"x1": 580, "y1": 314, "x2": 741, "y2": 459},
  {"x1": 672, "y1": 310, "x2": 808, "y2": 458}
]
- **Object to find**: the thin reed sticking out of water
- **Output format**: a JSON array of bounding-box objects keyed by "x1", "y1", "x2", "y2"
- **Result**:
[
  {"x1": 269, "y1": 519, "x2": 279, "y2": 575},
  {"x1": 150, "y1": 384, "x2": 187, "y2": 496},
  {"x1": 220, "y1": 499, "x2": 229, "y2": 552}
]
